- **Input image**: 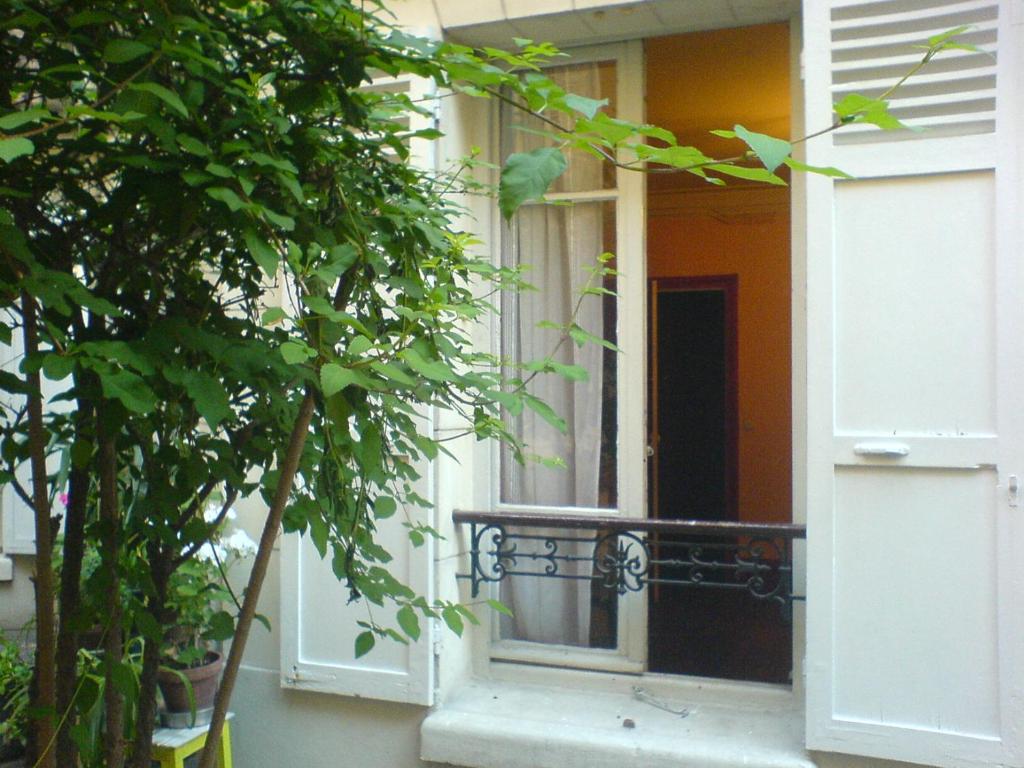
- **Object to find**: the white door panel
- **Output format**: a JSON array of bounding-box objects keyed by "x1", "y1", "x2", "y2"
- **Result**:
[{"x1": 803, "y1": 2, "x2": 1022, "y2": 766}]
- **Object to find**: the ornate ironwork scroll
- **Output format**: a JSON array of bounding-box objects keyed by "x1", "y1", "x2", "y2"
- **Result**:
[{"x1": 455, "y1": 510, "x2": 805, "y2": 619}]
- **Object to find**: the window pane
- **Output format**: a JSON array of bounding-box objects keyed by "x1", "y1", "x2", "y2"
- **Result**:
[
  {"x1": 500, "y1": 60, "x2": 617, "y2": 193},
  {"x1": 500, "y1": 201, "x2": 617, "y2": 509}
]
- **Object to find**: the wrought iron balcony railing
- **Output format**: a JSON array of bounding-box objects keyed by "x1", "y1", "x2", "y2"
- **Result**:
[{"x1": 454, "y1": 510, "x2": 806, "y2": 618}]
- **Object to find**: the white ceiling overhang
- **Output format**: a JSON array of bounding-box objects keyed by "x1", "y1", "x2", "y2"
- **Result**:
[{"x1": 435, "y1": 0, "x2": 798, "y2": 48}]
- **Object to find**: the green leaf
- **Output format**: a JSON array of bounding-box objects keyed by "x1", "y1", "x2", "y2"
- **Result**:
[
  {"x1": 177, "y1": 134, "x2": 211, "y2": 156},
  {"x1": 928, "y1": 25, "x2": 971, "y2": 48},
  {"x1": 401, "y1": 347, "x2": 454, "y2": 382},
  {"x1": 203, "y1": 610, "x2": 235, "y2": 642},
  {"x1": 707, "y1": 164, "x2": 787, "y2": 185},
  {"x1": 486, "y1": 598, "x2": 514, "y2": 618},
  {"x1": 567, "y1": 323, "x2": 619, "y2": 351},
  {"x1": 103, "y1": 39, "x2": 152, "y2": 63},
  {"x1": 135, "y1": 610, "x2": 163, "y2": 643},
  {"x1": 0, "y1": 107, "x2": 52, "y2": 130},
  {"x1": 454, "y1": 603, "x2": 480, "y2": 626},
  {"x1": 206, "y1": 186, "x2": 246, "y2": 211},
  {"x1": 563, "y1": 93, "x2": 607, "y2": 119},
  {"x1": 262, "y1": 307, "x2": 286, "y2": 325},
  {"x1": 783, "y1": 157, "x2": 853, "y2": 179},
  {"x1": 0, "y1": 138, "x2": 34, "y2": 163},
  {"x1": 354, "y1": 630, "x2": 375, "y2": 658},
  {"x1": 80, "y1": 340, "x2": 154, "y2": 374},
  {"x1": 129, "y1": 82, "x2": 189, "y2": 117},
  {"x1": 498, "y1": 147, "x2": 568, "y2": 221},
  {"x1": 374, "y1": 496, "x2": 397, "y2": 519},
  {"x1": 441, "y1": 605, "x2": 464, "y2": 637},
  {"x1": 348, "y1": 335, "x2": 372, "y2": 357},
  {"x1": 833, "y1": 94, "x2": 907, "y2": 131},
  {"x1": 183, "y1": 370, "x2": 232, "y2": 428},
  {"x1": 321, "y1": 363, "x2": 359, "y2": 397},
  {"x1": 243, "y1": 229, "x2": 278, "y2": 276},
  {"x1": 733, "y1": 124, "x2": 791, "y2": 173},
  {"x1": 397, "y1": 605, "x2": 420, "y2": 641},
  {"x1": 99, "y1": 369, "x2": 157, "y2": 414},
  {"x1": 41, "y1": 354, "x2": 74, "y2": 381},
  {"x1": 280, "y1": 341, "x2": 313, "y2": 364},
  {"x1": 369, "y1": 361, "x2": 416, "y2": 387},
  {"x1": 523, "y1": 393, "x2": 567, "y2": 434},
  {"x1": 547, "y1": 360, "x2": 589, "y2": 381},
  {"x1": 262, "y1": 208, "x2": 295, "y2": 231},
  {"x1": 250, "y1": 152, "x2": 298, "y2": 173},
  {"x1": 205, "y1": 162, "x2": 233, "y2": 178},
  {"x1": 109, "y1": 660, "x2": 138, "y2": 697}
]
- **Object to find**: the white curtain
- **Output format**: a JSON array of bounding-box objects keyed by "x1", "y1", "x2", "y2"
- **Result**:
[{"x1": 497, "y1": 63, "x2": 612, "y2": 646}]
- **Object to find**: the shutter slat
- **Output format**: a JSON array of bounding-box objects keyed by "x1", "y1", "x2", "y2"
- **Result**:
[
  {"x1": 831, "y1": 0, "x2": 994, "y2": 28},
  {"x1": 831, "y1": 19, "x2": 996, "y2": 49},
  {"x1": 833, "y1": 89, "x2": 996, "y2": 110},
  {"x1": 831, "y1": 45, "x2": 993, "y2": 73},
  {"x1": 832, "y1": 64, "x2": 995, "y2": 93},
  {"x1": 829, "y1": 0, "x2": 998, "y2": 142}
]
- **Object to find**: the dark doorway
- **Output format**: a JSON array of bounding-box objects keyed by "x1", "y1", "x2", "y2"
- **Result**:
[
  {"x1": 648, "y1": 277, "x2": 737, "y2": 525},
  {"x1": 647, "y1": 276, "x2": 791, "y2": 683}
]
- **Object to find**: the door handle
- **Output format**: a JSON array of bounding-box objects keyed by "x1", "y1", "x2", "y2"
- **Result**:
[{"x1": 853, "y1": 441, "x2": 910, "y2": 457}]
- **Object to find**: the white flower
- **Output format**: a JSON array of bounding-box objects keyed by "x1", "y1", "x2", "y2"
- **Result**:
[
  {"x1": 203, "y1": 503, "x2": 238, "y2": 523},
  {"x1": 196, "y1": 541, "x2": 227, "y2": 563},
  {"x1": 222, "y1": 529, "x2": 257, "y2": 556}
]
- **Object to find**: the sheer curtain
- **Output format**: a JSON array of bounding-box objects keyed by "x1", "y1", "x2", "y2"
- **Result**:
[{"x1": 497, "y1": 63, "x2": 614, "y2": 646}]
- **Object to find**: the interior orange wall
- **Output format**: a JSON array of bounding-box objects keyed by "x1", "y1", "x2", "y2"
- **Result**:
[
  {"x1": 647, "y1": 198, "x2": 791, "y2": 523},
  {"x1": 645, "y1": 25, "x2": 792, "y2": 524}
]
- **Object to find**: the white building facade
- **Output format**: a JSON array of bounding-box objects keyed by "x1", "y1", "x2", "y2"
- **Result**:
[{"x1": 2, "y1": 1, "x2": 1021, "y2": 767}]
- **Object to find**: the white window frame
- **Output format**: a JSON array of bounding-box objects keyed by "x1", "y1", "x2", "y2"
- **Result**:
[
  {"x1": 480, "y1": 39, "x2": 654, "y2": 674},
  {"x1": 473, "y1": 25, "x2": 810, "y2": 687}
]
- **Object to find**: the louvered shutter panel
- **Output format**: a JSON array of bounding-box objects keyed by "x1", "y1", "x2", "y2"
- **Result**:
[
  {"x1": 280, "y1": 75, "x2": 437, "y2": 705},
  {"x1": 803, "y1": 1, "x2": 1023, "y2": 766}
]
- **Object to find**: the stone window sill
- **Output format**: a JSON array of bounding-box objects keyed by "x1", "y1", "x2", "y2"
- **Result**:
[{"x1": 421, "y1": 676, "x2": 814, "y2": 768}]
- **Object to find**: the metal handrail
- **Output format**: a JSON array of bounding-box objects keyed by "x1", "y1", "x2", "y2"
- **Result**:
[
  {"x1": 453, "y1": 509, "x2": 805, "y2": 617},
  {"x1": 453, "y1": 509, "x2": 806, "y2": 539}
]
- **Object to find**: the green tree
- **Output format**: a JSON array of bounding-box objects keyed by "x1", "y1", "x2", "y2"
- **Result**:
[{"x1": 0, "y1": 3, "x2": 967, "y2": 766}]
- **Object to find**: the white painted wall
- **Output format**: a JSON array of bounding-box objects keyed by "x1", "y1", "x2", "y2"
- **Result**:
[{"x1": 0, "y1": 555, "x2": 37, "y2": 639}]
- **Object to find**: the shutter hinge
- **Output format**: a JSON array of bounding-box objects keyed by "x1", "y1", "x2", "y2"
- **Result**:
[
  {"x1": 1009, "y1": 474, "x2": 1019, "y2": 507},
  {"x1": 433, "y1": 634, "x2": 443, "y2": 657},
  {"x1": 799, "y1": 48, "x2": 805, "y2": 82}
]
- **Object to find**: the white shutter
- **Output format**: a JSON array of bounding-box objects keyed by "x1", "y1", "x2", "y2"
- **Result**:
[
  {"x1": 1, "y1": 321, "x2": 66, "y2": 555},
  {"x1": 280, "y1": 74, "x2": 438, "y2": 706},
  {"x1": 279, "y1": 475, "x2": 435, "y2": 705},
  {"x1": 1, "y1": 453, "x2": 35, "y2": 554},
  {"x1": 803, "y1": 2, "x2": 1023, "y2": 767}
]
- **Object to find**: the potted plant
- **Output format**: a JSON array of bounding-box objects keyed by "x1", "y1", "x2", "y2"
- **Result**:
[{"x1": 157, "y1": 504, "x2": 255, "y2": 727}]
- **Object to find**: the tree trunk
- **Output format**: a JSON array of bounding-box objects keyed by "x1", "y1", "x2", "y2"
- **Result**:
[
  {"x1": 54, "y1": 463, "x2": 88, "y2": 768},
  {"x1": 128, "y1": 555, "x2": 168, "y2": 768},
  {"x1": 99, "y1": 426, "x2": 125, "y2": 768},
  {"x1": 21, "y1": 293, "x2": 57, "y2": 768},
  {"x1": 197, "y1": 390, "x2": 316, "y2": 768}
]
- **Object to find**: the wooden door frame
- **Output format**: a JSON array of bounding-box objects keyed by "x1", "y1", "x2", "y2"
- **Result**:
[{"x1": 648, "y1": 274, "x2": 740, "y2": 522}]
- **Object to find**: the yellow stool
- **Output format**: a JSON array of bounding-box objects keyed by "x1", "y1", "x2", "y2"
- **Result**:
[{"x1": 150, "y1": 713, "x2": 233, "y2": 768}]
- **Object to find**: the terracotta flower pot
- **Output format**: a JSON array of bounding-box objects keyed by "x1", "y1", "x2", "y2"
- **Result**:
[{"x1": 157, "y1": 650, "x2": 224, "y2": 715}]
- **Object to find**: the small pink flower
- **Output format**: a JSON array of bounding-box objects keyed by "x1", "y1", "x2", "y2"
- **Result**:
[{"x1": 59, "y1": 492, "x2": 69, "y2": 507}]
